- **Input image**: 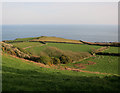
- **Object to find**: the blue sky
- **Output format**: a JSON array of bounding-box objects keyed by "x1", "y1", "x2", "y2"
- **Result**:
[{"x1": 2, "y1": 2, "x2": 118, "y2": 25}]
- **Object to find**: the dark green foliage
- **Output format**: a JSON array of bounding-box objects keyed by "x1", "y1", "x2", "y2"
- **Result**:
[
  {"x1": 59, "y1": 55, "x2": 72, "y2": 64},
  {"x1": 52, "y1": 57, "x2": 61, "y2": 64},
  {"x1": 37, "y1": 56, "x2": 52, "y2": 65},
  {"x1": 39, "y1": 41, "x2": 46, "y2": 44},
  {"x1": 29, "y1": 56, "x2": 40, "y2": 61}
]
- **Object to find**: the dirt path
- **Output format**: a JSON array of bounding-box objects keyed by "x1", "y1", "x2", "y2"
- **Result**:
[
  {"x1": 3, "y1": 53, "x2": 112, "y2": 75},
  {"x1": 23, "y1": 44, "x2": 47, "y2": 49}
]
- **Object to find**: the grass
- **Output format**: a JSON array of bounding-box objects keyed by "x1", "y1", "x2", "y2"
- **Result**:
[
  {"x1": 73, "y1": 55, "x2": 119, "y2": 74},
  {"x1": 30, "y1": 36, "x2": 82, "y2": 44},
  {"x1": 11, "y1": 42, "x2": 42, "y2": 48},
  {"x1": 14, "y1": 37, "x2": 38, "y2": 41},
  {"x1": 25, "y1": 43, "x2": 102, "y2": 56},
  {"x1": 102, "y1": 47, "x2": 119, "y2": 53},
  {"x1": 2, "y1": 52, "x2": 120, "y2": 91}
]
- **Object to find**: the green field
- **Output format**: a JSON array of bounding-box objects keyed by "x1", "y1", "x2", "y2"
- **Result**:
[
  {"x1": 2, "y1": 53, "x2": 120, "y2": 91},
  {"x1": 2, "y1": 37, "x2": 120, "y2": 91},
  {"x1": 102, "y1": 47, "x2": 119, "y2": 53},
  {"x1": 12, "y1": 42, "x2": 42, "y2": 48},
  {"x1": 75, "y1": 55, "x2": 118, "y2": 74},
  {"x1": 9, "y1": 41, "x2": 119, "y2": 74},
  {"x1": 14, "y1": 37, "x2": 38, "y2": 41},
  {"x1": 24, "y1": 43, "x2": 102, "y2": 56}
]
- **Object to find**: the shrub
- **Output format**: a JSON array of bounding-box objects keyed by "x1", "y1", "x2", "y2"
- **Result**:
[
  {"x1": 52, "y1": 57, "x2": 61, "y2": 64},
  {"x1": 29, "y1": 56, "x2": 40, "y2": 61},
  {"x1": 59, "y1": 55, "x2": 72, "y2": 64},
  {"x1": 37, "y1": 56, "x2": 53, "y2": 65},
  {"x1": 64, "y1": 51, "x2": 91, "y2": 61},
  {"x1": 13, "y1": 45, "x2": 31, "y2": 55}
]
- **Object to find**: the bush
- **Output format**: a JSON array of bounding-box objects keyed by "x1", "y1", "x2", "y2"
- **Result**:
[
  {"x1": 52, "y1": 57, "x2": 60, "y2": 64},
  {"x1": 29, "y1": 56, "x2": 40, "y2": 61},
  {"x1": 37, "y1": 56, "x2": 53, "y2": 65},
  {"x1": 13, "y1": 45, "x2": 31, "y2": 55},
  {"x1": 59, "y1": 55, "x2": 72, "y2": 64}
]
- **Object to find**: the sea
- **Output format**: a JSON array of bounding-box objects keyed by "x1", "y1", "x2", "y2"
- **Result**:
[{"x1": 1, "y1": 24, "x2": 118, "y2": 42}]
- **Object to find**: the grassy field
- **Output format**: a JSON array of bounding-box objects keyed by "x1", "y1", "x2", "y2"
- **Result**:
[
  {"x1": 2, "y1": 53, "x2": 120, "y2": 91},
  {"x1": 30, "y1": 36, "x2": 82, "y2": 44},
  {"x1": 12, "y1": 42, "x2": 42, "y2": 48},
  {"x1": 2, "y1": 37, "x2": 120, "y2": 91},
  {"x1": 25, "y1": 43, "x2": 102, "y2": 56},
  {"x1": 60, "y1": 55, "x2": 118, "y2": 74},
  {"x1": 14, "y1": 37, "x2": 38, "y2": 41},
  {"x1": 102, "y1": 47, "x2": 119, "y2": 53},
  {"x1": 74, "y1": 55, "x2": 118, "y2": 74}
]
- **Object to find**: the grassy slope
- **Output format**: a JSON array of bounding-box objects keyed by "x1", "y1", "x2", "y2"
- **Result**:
[
  {"x1": 30, "y1": 36, "x2": 82, "y2": 43},
  {"x1": 102, "y1": 47, "x2": 119, "y2": 53},
  {"x1": 75, "y1": 55, "x2": 118, "y2": 74},
  {"x1": 12, "y1": 42, "x2": 42, "y2": 48},
  {"x1": 25, "y1": 43, "x2": 102, "y2": 56},
  {"x1": 14, "y1": 37, "x2": 38, "y2": 41},
  {"x1": 2, "y1": 53, "x2": 120, "y2": 91},
  {"x1": 5, "y1": 42, "x2": 118, "y2": 74}
]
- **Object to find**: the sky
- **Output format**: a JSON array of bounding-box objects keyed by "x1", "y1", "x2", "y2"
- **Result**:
[{"x1": 2, "y1": 2, "x2": 118, "y2": 25}]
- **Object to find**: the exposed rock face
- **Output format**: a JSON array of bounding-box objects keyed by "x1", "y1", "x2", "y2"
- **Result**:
[{"x1": 1, "y1": 42, "x2": 30, "y2": 59}]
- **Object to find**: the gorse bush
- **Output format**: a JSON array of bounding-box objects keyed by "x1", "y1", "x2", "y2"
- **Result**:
[
  {"x1": 59, "y1": 55, "x2": 72, "y2": 64},
  {"x1": 52, "y1": 57, "x2": 61, "y2": 64},
  {"x1": 37, "y1": 56, "x2": 53, "y2": 65},
  {"x1": 63, "y1": 51, "x2": 91, "y2": 61}
]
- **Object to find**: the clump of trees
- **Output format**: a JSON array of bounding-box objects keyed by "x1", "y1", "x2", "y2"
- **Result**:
[
  {"x1": 29, "y1": 55, "x2": 72, "y2": 65},
  {"x1": 35, "y1": 55, "x2": 72, "y2": 65}
]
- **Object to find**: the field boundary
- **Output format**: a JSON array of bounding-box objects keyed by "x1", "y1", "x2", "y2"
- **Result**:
[
  {"x1": 80, "y1": 40, "x2": 120, "y2": 47},
  {"x1": 96, "y1": 52, "x2": 120, "y2": 56}
]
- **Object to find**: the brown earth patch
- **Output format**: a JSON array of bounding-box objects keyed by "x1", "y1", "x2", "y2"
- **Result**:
[{"x1": 74, "y1": 61, "x2": 96, "y2": 69}]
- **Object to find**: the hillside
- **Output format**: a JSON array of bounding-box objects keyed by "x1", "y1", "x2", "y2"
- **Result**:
[
  {"x1": 3, "y1": 36, "x2": 82, "y2": 44},
  {"x1": 2, "y1": 36, "x2": 120, "y2": 91},
  {"x1": 2, "y1": 52, "x2": 120, "y2": 91},
  {"x1": 30, "y1": 36, "x2": 82, "y2": 44}
]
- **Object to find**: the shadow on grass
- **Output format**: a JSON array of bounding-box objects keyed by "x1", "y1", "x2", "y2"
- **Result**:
[{"x1": 2, "y1": 66, "x2": 120, "y2": 92}]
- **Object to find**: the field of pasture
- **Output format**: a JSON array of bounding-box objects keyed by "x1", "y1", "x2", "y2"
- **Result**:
[
  {"x1": 102, "y1": 46, "x2": 119, "y2": 53},
  {"x1": 2, "y1": 36, "x2": 120, "y2": 91},
  {"x1": 2, "y1": 52, "x2": 120, "y2": 91}
]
